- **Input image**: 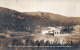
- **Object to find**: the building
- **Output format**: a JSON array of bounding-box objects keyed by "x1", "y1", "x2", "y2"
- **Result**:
[{"x1": 41, "y1": 27, "x2": 63, "y2": 36}]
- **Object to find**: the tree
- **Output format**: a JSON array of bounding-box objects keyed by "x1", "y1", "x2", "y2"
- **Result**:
[
  {"x1": 45, "y1": 40, "x2": 50, "y2": 46},
  {"x1": 73, "y1": 25, "x2": 80, "y2": 36},
  {"x1": 34, "y1": 40, "x2": 40, "y2": 46},
  {"x1": 39, "y1": 40, "x2": 45, "y2": 46}
]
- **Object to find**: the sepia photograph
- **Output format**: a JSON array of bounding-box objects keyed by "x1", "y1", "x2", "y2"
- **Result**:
[{"x1": 0, "y1": 0, "x2": 80, "y2": 50}]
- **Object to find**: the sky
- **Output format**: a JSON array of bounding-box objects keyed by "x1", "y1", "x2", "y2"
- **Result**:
[{"x1": 0, "y1": 0, "x2": 80, "y2": 17}]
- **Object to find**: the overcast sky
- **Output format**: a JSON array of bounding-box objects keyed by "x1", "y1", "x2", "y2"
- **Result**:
[{"x1": 0, "y1": 0, "x2": 80, "y2": 17}]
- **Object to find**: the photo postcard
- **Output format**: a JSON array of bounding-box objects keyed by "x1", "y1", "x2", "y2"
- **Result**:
[{"x1": 0, "y1": 0, "x2": 80, "y2": 50}]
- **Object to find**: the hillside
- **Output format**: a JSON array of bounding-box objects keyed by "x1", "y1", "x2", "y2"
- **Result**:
[
  {"x1": 0, "y1": 7, "x2": 53, "y2": 33},
  {"x1": 24, "y1": 12, "x2": 80, "y2": 26},
  {"x1": 0, "y1": 7, "x2": 79, "y2": 33}
]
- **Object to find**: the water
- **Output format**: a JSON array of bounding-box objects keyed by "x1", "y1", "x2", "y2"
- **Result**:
[{"x1": 1, "y1": 47, "x2": 80, "y2": 50}]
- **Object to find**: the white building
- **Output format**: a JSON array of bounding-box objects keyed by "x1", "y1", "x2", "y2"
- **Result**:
[
  {"x1": 41, "y1": 26, "x2": 72, "y2": 36},
  {"x1": 41, "y1": 27, "x2": 62, "y2": 36}
]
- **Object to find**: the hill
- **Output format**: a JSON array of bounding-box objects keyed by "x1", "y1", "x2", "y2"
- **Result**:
[{"x1": 0, "y1": 7, "x2": 79, "y2": 33}]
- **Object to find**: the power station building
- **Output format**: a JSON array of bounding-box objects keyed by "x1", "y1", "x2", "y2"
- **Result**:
[{"x1": 41, "y1": 27, "x2": 63, "y2": 36}]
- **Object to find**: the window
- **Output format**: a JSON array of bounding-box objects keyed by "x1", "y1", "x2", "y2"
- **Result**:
[
  {"x1": 55, "y1": 32, "x2": 56, "y2": 34},
  {"x1": 57, "y1": 32, "x2": 58, "y2": 34}
]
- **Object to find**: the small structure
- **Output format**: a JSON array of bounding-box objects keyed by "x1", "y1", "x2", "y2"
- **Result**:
[{"x1": 41, "y1": 27, "x2": 63, "y2": 36}]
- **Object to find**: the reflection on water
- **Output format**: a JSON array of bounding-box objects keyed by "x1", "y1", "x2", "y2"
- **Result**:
[{"x1": 1, "y1": 47, "x2": 80, "y2": 50}]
